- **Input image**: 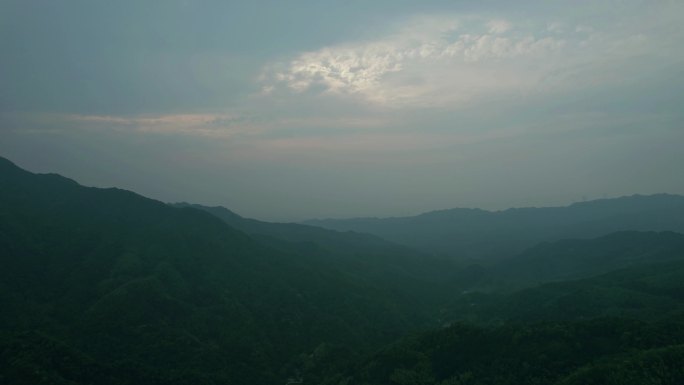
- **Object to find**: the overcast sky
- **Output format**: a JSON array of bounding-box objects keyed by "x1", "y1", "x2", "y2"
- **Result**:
[{"x1": 1, "y1": 0, "x2": 683, "y2": 220}]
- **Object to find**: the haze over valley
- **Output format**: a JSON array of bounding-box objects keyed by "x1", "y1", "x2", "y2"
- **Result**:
[
  {"x1": 2, "y1": 1, "x2": 684, "y2": 384},
  {"x1": 2, "y1": 0, "x2": 683, "y2": 220}
]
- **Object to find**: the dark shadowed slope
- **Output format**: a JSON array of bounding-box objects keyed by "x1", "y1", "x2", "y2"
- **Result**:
[
  {"x1": 304, "y1": 232, "x2": 684, "y2": 385},
  {"x1": 308, "y1": 318, "x2": 684, "y2": 385},
  {"x1": 5, "y1": 154, "x2": 684, "y2": 385},
  {"x1": 442, "y1": 231, "x2": 684, "y2": 324},
  {"x1": 0, "y1": 156, "x2": 458, "y2": 385},
  {"x1": 173, "y1": 202, "x2": 417, "y2": 257},
  {"x1": 305, "y1": 195, "x2": 684, "y2": 260},
  {"x1": 171, "y1": 203, "x2": 474, "y2": 298},
  {"x1": 492, "y1": 231, "x2": 684, "y2": 288},
  {"x1": 450, "y1": 258, "x2": 684, "y2": 325}
]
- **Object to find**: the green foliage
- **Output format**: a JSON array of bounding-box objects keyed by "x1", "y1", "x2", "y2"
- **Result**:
[
  {"x1": 444, "y1": 257, "x2": 684, "y2": 325},
  {"x1": 0, "y1": 157, "x2": 459, "y2": 384},
  {"x1": 4, "y1": 156, "x2": 684, "y2": 384},
  {"x1": 559, "y1": 344, "x2": 684, "y2": 385},
  {"x1": 315, "y1": 318, "x2": 684, "y2": 385},
  {"x1": 491, "y1": 231, "x2": 684, "y2": 289},
  {"x1": 300, "y1": 231, "x2": 684, "y2": 384}
]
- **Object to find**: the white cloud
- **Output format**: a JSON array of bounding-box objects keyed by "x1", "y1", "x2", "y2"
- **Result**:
[
  {"x1": 261, "y1": 7, "x2": 684, "y2": 110},
  {"x1": 261, "y1": 16, "x2": 577, "y2": 108},
  {"x1": 487, "y1": 19, "x2": 512, "y2": 34}
]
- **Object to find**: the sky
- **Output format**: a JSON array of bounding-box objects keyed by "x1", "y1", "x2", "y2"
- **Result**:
[{"x1": 1, "y1": 0, "x2": 683, "y2": 221}]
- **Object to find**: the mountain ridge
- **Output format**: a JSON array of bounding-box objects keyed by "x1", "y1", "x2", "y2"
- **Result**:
[
  {"x1": 303, "y1": 194, "x2": 684, "y2": 222},
  {"x1": 0, "y1": 155, "x2": 460, "y2": 384},
  {"x1": 305, "y1": 194, "x2": 684, "y2": 260}
]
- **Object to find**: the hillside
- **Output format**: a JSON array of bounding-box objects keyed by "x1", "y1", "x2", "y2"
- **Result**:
[
  {"x1": 491, "y1": 231, "x2": 684, "y2": 288},
  {"x1": 172, "y1": 203, "x2": 473, "y2": 301},
  {"x1": 4, "y1": 154, "x2": 684, "y2": 384},
  {"x1": 172, "y1": 203, "x2": 419, "y2": 259},
  {"x1": 0, "y1": 156, "x2": 457, "y2": 384},
  {"x1": 438, "y1": 231, "x2": 684, "y2": 324},
  {"x1": 305, "y1": 195, "x2": 684, "y2": 260},
  {"x1": 306, "y1": 318, "x2": 684, "y2": 385},
  {"x1": 304, "y1": 233, "x2": 684, "y2": 384}
]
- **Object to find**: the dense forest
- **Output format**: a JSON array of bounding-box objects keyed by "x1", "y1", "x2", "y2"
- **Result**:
[{"x1": 2, "y1": 155, "x2": 684, "y2": 384}]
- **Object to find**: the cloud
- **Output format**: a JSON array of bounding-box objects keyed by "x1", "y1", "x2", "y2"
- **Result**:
[
  {"x1": 1, "y1": 110, "x2": 394, "y2": 144},
  {"x1": 0, "y1": 112, "x2": 266, "y2": 139},
  {"x1": 487, "y1": 19, "x2": 512, "y2": 34},
  {"x1": 259, "y1": 16, "x2": 580, "y2": 108},
  {"x1": 261, "y1": 7, "x2": 683, "y2": 110}
]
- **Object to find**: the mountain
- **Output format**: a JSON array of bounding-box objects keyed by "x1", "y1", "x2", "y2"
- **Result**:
[
  {"x1": 307, "y1": 318, "x2": 684, "y2": 385},
  {"x1": 491, "y1": 231, "x2": 684, "y2": 288},
  {"x1": 440, "y1": 231, "x2": 684, "y2": 324},
  {"x1": 0, "y1": 156, "x2": 457, "y2": 384},
  {"x1": 5, "y1": 154, "x2": 684, "y2": 384},
  {"x1": 171, "y1": 203, "x2": 474, "y2": 302},
  {"x1": 303, "y1": 232, "x2": 684, "y2": 385},
  {"x1": 305, "y1": 195, "x2": 684, "y2": 260},
  {"x1": 450, "y1": 260, "x2": 684, "y2": 326},
  {"x1": 172, "y1": 203, "x2": 417, "y2": 257}
]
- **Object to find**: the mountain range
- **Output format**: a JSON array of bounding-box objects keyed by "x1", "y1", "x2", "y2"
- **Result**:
[
  {"x1": 3, "y1": 155, "x2": 684, "y2": 384},
  {"x1": 0, "y1": 156, "x2": 458, "y2": 384},
  {"x1": 305, "y1": 194, "x2": 684, "y2": 260}
]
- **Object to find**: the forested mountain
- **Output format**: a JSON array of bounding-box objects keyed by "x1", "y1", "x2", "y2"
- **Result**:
[
  {"x1": 305, "y1": 194, "x2": 684, "y2": 260},
  {"x1": 0, "y1": 156, "x2": 458, "y2": 384},
  {"x1": 172, "y1": 203, "x2": 419, "y2": 259},
  {"x1": 308, "y1": 318, "x2": 684, "y2": 385},
  {"x1": 171, "y1": 203, "x2": 473, "y2": 301},
  {"x1": 3, "y1": 154, "x2": 684, "y2": 385},
  {"x1": 304, "y1": 233, "x2": 684, "y2": 385},
  {"x1": 447, "y1": 247, "x2": 684, "y2": 324},
  {"x1": 489, "y1": 231, "x2": 684, "y2": 289}
]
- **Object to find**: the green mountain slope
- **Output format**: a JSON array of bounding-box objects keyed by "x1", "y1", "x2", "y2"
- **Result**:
[
  {"x1": 491, "y1": 231, "x2": 684, "y2": 288},
  {"x1": 309, "y1": 318, "x2": 684, "y2": 385},
  {"x1": 307, "y1": 232, "x2": 684, "y2": 384},
  {"x1": 172, "y1": 203, "x2": 422, "y2": 261},
  {"x1": 5, "y1": 154, "x2": 684, "y2": 385},
  {"x1": 443, "y1": 231, "x2": 684, "y2": 324},
  {"x1": 450, "y1": 259, "x2": 684, "y2": 325},
  {"x1": 172, "y1": 203, "x2": 474, "y2": 307},
  {"x1": 0, "y1": 156, "x2": 455, "y2": 384}
]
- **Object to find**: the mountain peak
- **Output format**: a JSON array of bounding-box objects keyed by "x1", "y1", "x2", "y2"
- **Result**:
[{"x1": 0, "y1": 156, "x2": 20, "y2": 171}]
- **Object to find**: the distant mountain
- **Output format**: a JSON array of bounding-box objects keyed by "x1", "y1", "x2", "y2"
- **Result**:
[
  {"x1": 5, "y1": 154, "x2": 684, "y2": 384},
  {"x1": 172, "y1": 202, "x2": 421, "y2": 260},
  {"x1": 0, "y1": 156, "x2": 458, "y2": 384},
  {"x1": 443, "y1": 231, "x2": 684, "y2": 324},
  {"x1": 304, "y1": 232, "x2": 684, "y2": 385},
  {"x1": 492, "y1": 231, "x2": 684, "y2": 288},
  {"x1": 499, "y1": 258, "x2": 684, "y2": 323},
  {"x1": 171, "y1": 203, "x2": 472, "y2": 298},
  {"x1": 305, "y1": 194, "x2": 684, "y2": 260}
]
